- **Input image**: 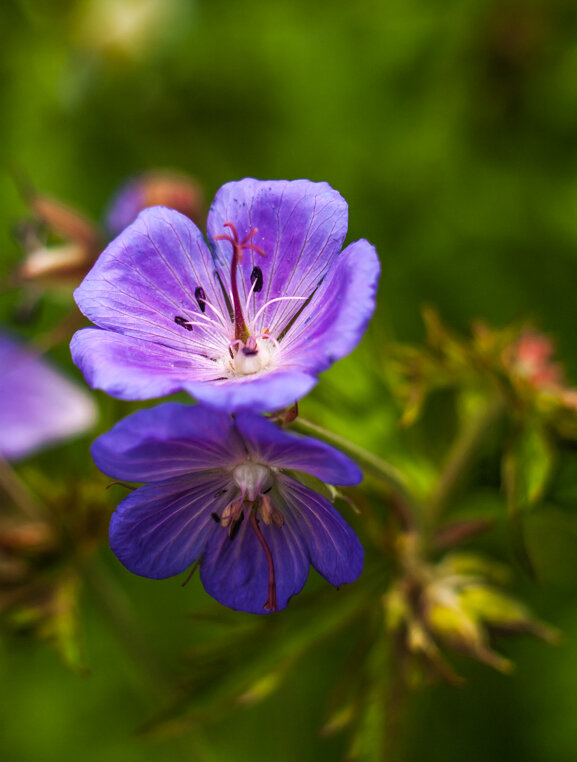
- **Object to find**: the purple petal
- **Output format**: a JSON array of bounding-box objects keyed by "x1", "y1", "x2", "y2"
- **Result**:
[
  {"x1": 71, "y1": 328, "x2": 220, "y2": 400},
  {"x1": 234, "y1": 413, "x2": 362, "y2": 485},
  {"x1": 200, "y1": 507, "x2": 309, "y2": 614},
  {"x1": 109, "y1": 473, "x2": 228, "y2": 579},
  {"x1": 280, "y1": 239, "x2": 380, "y2": 373},
  {"x1": 105, "y1": 177, "x2": 146, "y2": 237},
  {"x1": 0, "y1": 334, "x2": 97, "y2": 461},
  {"x1": 105, "y1": 172, "x2": 204, "y2": 237},
  {"x1": 207, "y1": 179, "x2": 349, "y2": 333},
  {"x1": 74, "y1": 206, "x2": 230, "y2": 359},
  {"x1": 72, "y1": 327, "x2": 318, "y2": 410},
  {"x1": 91, "y1": 403, "x2": 243, "y2": 482},
  {"x1": 182, "y1": 367, "x2": 318, "y2": 413},
  {"x1": 278, "y1": 475, "x2": 363, "y2": 586}
]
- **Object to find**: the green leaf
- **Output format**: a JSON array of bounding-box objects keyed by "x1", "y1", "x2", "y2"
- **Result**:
[
  {"x1": 503, "y1": 418, "x2": 556, "y2": 573},
  {"x1": 40, "y1": 572, "x2": 88, "y2": 674},
  {"x1": 503, "y1": 419, "x2": 555, "y2": 514}
]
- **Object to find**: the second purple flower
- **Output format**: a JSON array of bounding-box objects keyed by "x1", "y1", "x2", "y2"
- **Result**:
[{"x1": 92, "y1": 403, "x2": 364, "y2": 614}]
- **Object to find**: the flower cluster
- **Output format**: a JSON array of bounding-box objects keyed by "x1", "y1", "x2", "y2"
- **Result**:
[{"x1": 72, "y1": 178, "x2": 380, "y2": 613}]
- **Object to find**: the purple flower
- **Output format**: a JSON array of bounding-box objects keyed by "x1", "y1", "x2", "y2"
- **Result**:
[
  {"x1": 92, "y1": 403, "x2": 364, "y2": 614},
  {"x1": 0, "y1": 333, "x2": 97, "y2": 461},
  {"x1": 105, "y1": 170, "x2": 205, "y2": 237},
  {"x1": 71, "y1": 178, "x2": 379, "y2": 412}
]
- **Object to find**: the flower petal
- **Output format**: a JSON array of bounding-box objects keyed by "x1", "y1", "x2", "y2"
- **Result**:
[
  {"x1": 183, "y1": 367, "x2": 318, "y2": 413},
  {"x1": 234, "y1": 413, "x2": 362, "y2": 485},
  {"x1": 74, "y1": 206, "x2": 230, "y2": 356},
  {"x1": 280, "y1": 238, "x2": 380, "y2": 373},
  {"x1": 207, "y1": 179, "x2": 349, "y2": 333},
  {"x1": 0, "y1": 334, "x2": 97, "y2": 460},
  {"x1": 109, "y1": 473, "x2": 228, "y2": 579},
  {"x1": 71, "y1": 328, "x2": 223, "y2": 400},
  {"x1": 200, "y1": 507, "x2": 309, "y2": 614},
  {"x1": 278, "y1": 475, "x2": 363, "y2": 586},
  {"x1": 91, "y1": 403, "x2": 244, "y2": 482}
]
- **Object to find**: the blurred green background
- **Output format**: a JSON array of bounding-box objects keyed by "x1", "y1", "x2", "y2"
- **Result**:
[{"x1": 2, "y1": 0, "x2": 577, "y2": 760}]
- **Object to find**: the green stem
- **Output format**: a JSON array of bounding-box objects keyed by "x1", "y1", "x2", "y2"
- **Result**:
[
  {"x1": 292, "y1": 417, "x2": 410, "y2": 496},
  {"x1": 0, "y1": 456, "x2": 45, "y2": 521},
  {"x1": 426, "y1": 394, "x2": 506, "y2": 530}
]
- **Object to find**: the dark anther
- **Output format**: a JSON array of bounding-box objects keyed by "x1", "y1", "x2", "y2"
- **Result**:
[
  {"x1": 211, "y1": 512, "x2": 221, "y2": 523},
  {"x1": 263, "y1": 486, "x2": 272, "y2": 494},
  {"x1": 242, "y1": 346, "x2": 258, "y2": 357},
  {"x1": 213, "y1": 488, "x2": 228, "y2": 498},
  {"x1": 250, "y1": 266, "x2": 264, "y2": 293},
  {"x1": 175, "y1": 315, "x2": 193, "y2": 331},
  {"x1": 229, "y1": 511, "x2": 245, "y2": 541},
  {"x1": 195, "y1": 286, "x2": 207, "y2": 313}
]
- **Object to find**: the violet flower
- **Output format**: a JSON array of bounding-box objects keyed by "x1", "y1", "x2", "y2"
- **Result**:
[
  {"x1": 0, "y1": 333, "x2": 97, "y2": 461},
  {"x1": 92, "y1": 403, "x2": 364, "y2": 614},
  {"x1": 71, "y1": 178, "x2": 379, "y2": 412},
  {"x1": 105, "y1": 170, "x2": 205, "y2": 237}
]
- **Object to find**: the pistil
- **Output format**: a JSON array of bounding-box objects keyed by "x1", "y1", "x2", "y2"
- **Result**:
[
  {"x1": 249, "y1": 508, "x2": 278, "y2": 612},
  {"x1": 214, "y1": 222, "x2": 264, "y2": 342},
  {"x1": 230, "y1": 461, "x2": 279, "y2": 610}
]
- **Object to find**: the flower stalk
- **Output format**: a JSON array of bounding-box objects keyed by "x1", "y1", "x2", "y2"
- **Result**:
[{"x1": 425, "y1": 394, "x2": 506, "y2": 530}]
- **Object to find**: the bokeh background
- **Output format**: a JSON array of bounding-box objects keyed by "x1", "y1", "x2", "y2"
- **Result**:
[{"x1": 2, "y1": 0, "x2": 577, "y2": 760}]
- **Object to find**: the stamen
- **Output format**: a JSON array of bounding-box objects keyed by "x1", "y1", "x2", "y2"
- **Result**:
[
  {"x1": 181, "y1": 304, "x2": 228, "y2": 333},
  {"x1": 249, "y1": 509, "x2": 277, "y2": 612},
  {"x1": 194, "y1": 286, "x2": 207, "y2": 313},
  {"x1": 174, "y1": 315, "x2": 193, "y2": 331},
  {"x1": 250, "y1": 266, "x2": 264, "y2": 293},
  {"x1": 193, "y1": 290, "x2": 229, "y2": 327},
  {"x1": 229, "y1": 511, "x2": 244, "y2": 541},
  {"x1": 229, "y1": 339, "x2": 243, "y2": 352},
  {"x1": 260, "y1": 329, "x2": 280, "y2": 350},
  {"x1": 211, "y1": 512, "x2": 221, "y2": 523},
  {"x1": 243, "y1": 274, "x2": 259, "y2": 316},
  {"x1": 241, "y1": 336, "x2": 259, "y2": 357},
  {"x1": 251, "y1": 296, "x2": 306, "y2": 330},
  {"x1": 260, "y1": 493, "x2": 284, "y2": 527},
  {"x1": 173, "y1": 315, "x2": 230, "y2": 354}
]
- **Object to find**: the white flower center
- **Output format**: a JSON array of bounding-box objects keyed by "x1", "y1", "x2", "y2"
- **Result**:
[
  {"x1": 229, "y1": 336, "x2": 277, "y2": 377},
  {"x1": 232, "y1": 462, "x2": 274, "y2": 501}
]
